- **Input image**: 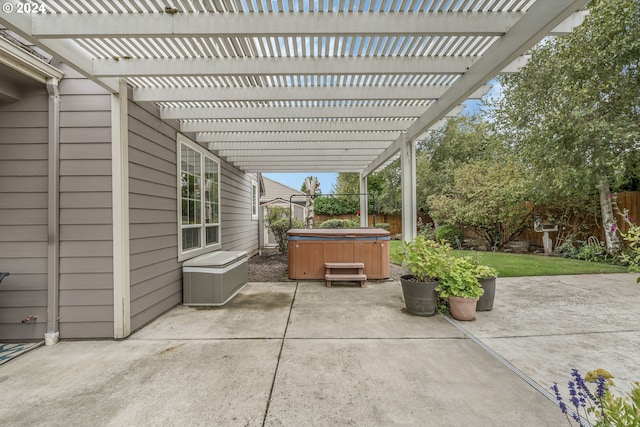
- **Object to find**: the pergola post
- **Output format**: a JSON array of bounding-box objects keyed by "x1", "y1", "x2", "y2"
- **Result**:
[
  {"x1": 401, "y1": 132, "x2": 417, "y2": 242},
  {"x1": 359, "y1": 174, "x2": 368, "y2": 227}
]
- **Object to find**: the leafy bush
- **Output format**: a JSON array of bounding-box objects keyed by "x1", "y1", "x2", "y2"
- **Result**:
[
  {"x1": 577, "y1": 241, "x2": 611, "y2": 263},
  {"x1": 556, "y1": 235, "x2": 581, "y2": 259},
  {"x1": 435, "y1": 256, "x2": 484, "y2": 300},
  {"x1": 428, "y1": 159, "x2": 532, "y2": 249},
  {"x1": 400, "y1": 236, "x2": 453, "y2": 282},
  {"x1": 269, "y1": 218, "x2": 304, "y2": 253},
  {"x1": 417, "y1": 217, "x2": 436, "y2": 240},
  {"x1": 374, "y1": 223, "x2": 390, "y2": 231},
  {"x1": 318, "y1": 219, "x2": 359, "y2": 228},
  {"x1": 435, "y1": 225, "x2": 464, "y2": 247}
]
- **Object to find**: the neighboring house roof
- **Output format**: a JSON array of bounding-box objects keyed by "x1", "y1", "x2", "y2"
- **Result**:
[{"x1": 261, "y1": 177, "x2": 305, "y2": 205}]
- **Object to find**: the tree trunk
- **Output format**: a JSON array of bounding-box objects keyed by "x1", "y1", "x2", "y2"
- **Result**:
[
  {"x1": 598, "y1": 177, "x2": 621, "y2": 254},
  {"x1": 305, "y1": 176, "x2": 318, "y2": 228}
]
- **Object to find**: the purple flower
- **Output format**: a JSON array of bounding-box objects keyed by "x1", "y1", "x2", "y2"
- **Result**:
[
  {"x1": 610, "y1": 223, "x2": 617, "y2": 233},
  {"x1": 551, "y1": 383, "x2": 568, "y2": 414},
  {"x1": 572, "y1": 368, "x2": 596, "y2": 402},
  {"x1": 595, "y1": 375, "x2": 608, "y2": 399}
]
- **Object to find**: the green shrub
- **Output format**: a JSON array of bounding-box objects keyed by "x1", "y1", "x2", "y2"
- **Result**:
[
  {"x1": 435, "y1": 225, "x2": 464, "y2": 247},
  {"x1": 269, "y1": 218, "x2": 304, "y2": 253},
  {"x1": 577, "y1": 241, "x2": 611, "y2": 263},
  {"x1": 374, "y1": 223, "x2": 390, "y2": 231},
  {"x1": 319, "y1": 219, "x2": 359, "y2": 228},
  {"x1": 417, "y1": 217, "x2": 435, "y2": 240}
]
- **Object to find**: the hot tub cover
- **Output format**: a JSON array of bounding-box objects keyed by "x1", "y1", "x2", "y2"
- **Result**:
[{"x1": 287, "y1": 228, "x2": 390, "y2": 240}]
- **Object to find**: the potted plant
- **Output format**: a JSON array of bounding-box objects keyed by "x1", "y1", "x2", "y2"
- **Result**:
[
  {"x1": 399, "y1": 236, "x2": 453, "y2": 316},
  {"x1": 473, "y1": 264, "x2": 498, "y2": 311},
  {"x1": 435, "y1": 257, "x2": 484, "y2": 321}
]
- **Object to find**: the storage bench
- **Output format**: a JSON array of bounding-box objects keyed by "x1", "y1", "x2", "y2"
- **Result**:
[{"x1": 182, "y1": 251, "x2": 248, "y2": 306}]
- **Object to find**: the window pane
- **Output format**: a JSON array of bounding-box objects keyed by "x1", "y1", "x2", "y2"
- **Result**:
[
  {"x1": 205, "y1": 201, "x2": 218, "y2": 224},
  {"x1": 182, "y1": 228, "x2": 201, "y2": 250},
  {"x1": 206, "y1": 225, "x2": 219, "y2": 245},
  {"x1": 252, "y1": 183, "x2": 258, "y2": 216},
  {"x1": 204, "y1": 158, "x2": 219, "y2": 225}
]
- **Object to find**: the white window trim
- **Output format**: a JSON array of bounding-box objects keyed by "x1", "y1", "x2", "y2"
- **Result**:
[
  {"x1": 177, "y1": 133, "x2": 221, "y2": 261},
  {"x1": 251, "y1": 179, "x2": 259, "y2": 220}
]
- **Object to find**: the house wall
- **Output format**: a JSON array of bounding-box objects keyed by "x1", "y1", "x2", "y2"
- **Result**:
[
  {"x1": 0, "y1": 85, "x2": 49, "y2": 340},
  {"x1": 127, "y1": 99, "x2": 182, "y2": 332},
  {"x1": 57, "y1": 65, "x2": 114, "y2": 338},
  {"x1": 127, "y1": 99, "x2": 259, "y2": 333},
  {"x1": 220, "y1": 162, "x2": 260, "y2": 255},
  {"x1": 1, "y1": 63, "x2": 260, "y2": 339}
]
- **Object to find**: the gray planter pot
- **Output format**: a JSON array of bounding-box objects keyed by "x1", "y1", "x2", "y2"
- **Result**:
[
  {"x1": 400, "y1": 275, "x2": 439, "y2": 317},
  {"x1": 477, "y1": 277, "x2": 496, "y2": 311}
]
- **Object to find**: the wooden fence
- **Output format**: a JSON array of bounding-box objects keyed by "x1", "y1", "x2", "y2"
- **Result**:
[{"x1": 315, "y1": 191, "x2": 640, "y2": 247}]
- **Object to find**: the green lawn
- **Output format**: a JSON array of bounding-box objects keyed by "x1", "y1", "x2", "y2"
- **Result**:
[{"x1": 389, "y1": 240, "x2": 628, "y2": 277}]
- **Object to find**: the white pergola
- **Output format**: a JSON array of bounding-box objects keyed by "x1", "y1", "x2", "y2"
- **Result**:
[{"x1": 1, "y1": 0, "x2": 588, "y2": 240}]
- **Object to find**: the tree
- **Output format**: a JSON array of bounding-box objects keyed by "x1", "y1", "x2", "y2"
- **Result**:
[
  {"x1": 495, "y1": 0, "x2": 640, "y2": 252},
  {"x1": 427, "y1": 159, "x2": 533, "y2": 249},
  {"x1": 416, "y1": 115, "x2": 505, "y2": 212}
]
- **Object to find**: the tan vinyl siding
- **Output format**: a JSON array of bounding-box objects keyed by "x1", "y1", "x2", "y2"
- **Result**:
[
  {"x1": 0, "y1": 86, "x2": 49, "y2": 340},
  {"x1": 127, "y1": 100, "x2": 182, "y2": 332},
  {"x1": 220, "y1": 162, "x2": 260, "y2": 255},
  {"x1": 57, "y1": 65, "x2": 114, "y2": 338}
]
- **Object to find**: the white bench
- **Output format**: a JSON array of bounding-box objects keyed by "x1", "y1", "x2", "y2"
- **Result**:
[{"x1": 324, "y1": 262, "x2": 367, "y2": 288}]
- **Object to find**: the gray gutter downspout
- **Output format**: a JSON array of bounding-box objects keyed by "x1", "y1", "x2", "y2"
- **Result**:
[{"x1": 45, "y1": 77, "x2": 60, "y2": 346}]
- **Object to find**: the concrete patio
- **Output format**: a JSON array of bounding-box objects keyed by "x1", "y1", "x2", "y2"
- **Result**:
[{"x1": 0, "y1": 273, "x2": 638, "y2": 426}]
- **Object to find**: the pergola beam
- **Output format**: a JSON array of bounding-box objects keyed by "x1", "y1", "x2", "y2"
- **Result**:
[
  {"x1": 197, "y1": 130, "x2": 399, "y2": 143},
  {"x1": 30, "y1": 12, "x2": 522, "y2": 38},
  {"x1": 94, "y1": 56, "x2": 476, "y2": 77},
  {"x1": 218, "y1": 149, "x2": 383, "y2": 157},
  {"x1": 161, "y1": 105, "x2": 430, "y2": 120},
  {"x1": 182, "y1": 119, "x2": 414, "y2": 133},
  {"x1": 134, "y1": 85, "x2": 490, "y2": 103},
  {"x1": 208, "y1": 140, "x2": 390, "y2": 150}
]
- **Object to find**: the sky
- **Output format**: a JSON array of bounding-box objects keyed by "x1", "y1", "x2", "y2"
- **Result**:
[
  {"x1": 262, "y1": 81, "x2": 503, "y2": 191},
  {"x1": 262, "y1": 172, "x2": 337, "y2": 193}
]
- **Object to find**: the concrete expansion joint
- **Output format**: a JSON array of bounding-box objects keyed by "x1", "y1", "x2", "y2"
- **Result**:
[{"x1": 262, "y1": 281, "x2": 299, "y2": 427}]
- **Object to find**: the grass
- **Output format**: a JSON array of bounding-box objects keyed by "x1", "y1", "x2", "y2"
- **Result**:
[{"x1": 389, "y1": 240, "x2": 628, "y2": 277}]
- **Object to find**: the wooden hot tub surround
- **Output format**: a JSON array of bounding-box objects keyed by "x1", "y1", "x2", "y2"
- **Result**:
[{"x1": 287, "y1": 228, "x2": 390, "y2": 280}]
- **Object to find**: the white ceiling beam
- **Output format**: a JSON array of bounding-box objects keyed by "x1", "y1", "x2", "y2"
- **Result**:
[
  {"x1": 182, "y1": 119, "x2": 414, "y2": 133},
  {"x1": 218, "y1": 149, "x2": 384, "y2": 157},
  {"x1": 208, "y1": 141, "x2": 391, "y2": 150},
  {"x1": 500, "y1": 55, "x2": 531, "y2": 74},
  {"x1": 363, "y1": 0, "x2": 589, "y2": 176},
  {"x1": 236, "y1": 165, "x2": 365, "y2": 172},
  {"x1": 161, "y1": 105, "x2": 429, "y2": 120},
  {"x1": 31, "y1": 12, "x2": 523, "y2": 38},
  {"x1": 135, "y1": 85, "x2": 490, "y2": 103},
  {"x1": 93, "y1": 56, "x2": 476, "y2": 77},
  {"x1": 197, "y1": 130, "x2": 399, "y2": 143},
  {"x1": 551, "y1": 10, "x2": 589, "y2": 34},
  {"x1": 226, "y1": 155, "x2": 377, "y2": 163}
]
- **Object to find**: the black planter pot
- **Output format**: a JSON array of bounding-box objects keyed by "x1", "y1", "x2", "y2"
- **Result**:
[
  {"x1": 477, "y1": 277, "x2": 496, "y2": 311},
  {"x1": 400, "y1": 275, "x2": 439, "y2": 316}
]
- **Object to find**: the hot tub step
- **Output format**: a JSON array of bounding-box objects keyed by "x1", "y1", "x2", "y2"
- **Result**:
[{"x1": 324, "y1": 273, "x2": 367, "y2": 288}]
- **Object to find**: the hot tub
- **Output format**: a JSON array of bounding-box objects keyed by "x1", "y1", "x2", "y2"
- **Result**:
[{"x1": 287, "y1": 228, "x2": 390, "y2": 280}]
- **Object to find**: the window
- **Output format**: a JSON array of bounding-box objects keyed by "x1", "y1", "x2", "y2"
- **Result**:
[
  {"x1": 251, "y1": 179, "x2": 259, "y2": 220},
  {"x1": 178, "y1": 134, "x2": 220, "y2": 260}
]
